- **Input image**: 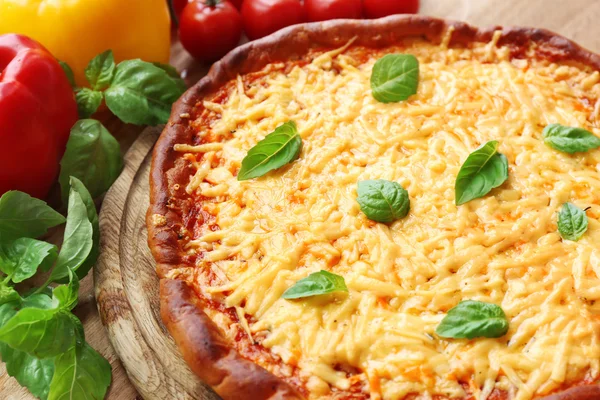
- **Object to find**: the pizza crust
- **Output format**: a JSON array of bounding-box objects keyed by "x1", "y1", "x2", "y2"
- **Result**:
[
  {"x1": 160, "y1": 279, "x2": 303, "y2": 399},
  {"x1": 147, "y1": 15, "x2": 600, "y2": 400}
]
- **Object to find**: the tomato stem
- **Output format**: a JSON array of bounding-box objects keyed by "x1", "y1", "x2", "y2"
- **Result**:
[{"x1": 205, "y1": 0, "x2": 220, "y2": 6}]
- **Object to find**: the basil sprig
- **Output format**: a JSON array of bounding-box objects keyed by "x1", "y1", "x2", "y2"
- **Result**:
[
  {"x1": 356, "y1": 180, "x2": 410, "y2": 223},
  {"x1": 436, "y1": 300, "x2": 509, "y2": 339},
  {"x1": 282, "y1": 270, "x2": 348, "y2": 299},
  {"x1": 67, "y1": 50, "x2": 186, "y2": 124},
  {"x1": 455, "y1": 141, "x2": 508, "y2": 205},
  {"x1": 238, "y1": 121, "x2": 302, "y2": 181},
  {"x1": 557, "y1": 202, "x2": 589, "y2": 241},
  {"x1": 543, "y1": 124, "x2": 600, "y2": 154},
  {"x1": 370, "y1": 54, "x2": 419, "y2": 103},
  {"x1": 0, "y1": 180, "x2": 111, "y2": 400}
]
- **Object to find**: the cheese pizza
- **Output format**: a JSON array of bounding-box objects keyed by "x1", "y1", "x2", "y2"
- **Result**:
[{"x1": 147, "y1": 16, "x2": 600, "y2": 400}]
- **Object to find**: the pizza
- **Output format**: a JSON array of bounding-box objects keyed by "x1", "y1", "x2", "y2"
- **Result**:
[{"x1": 147, "y1": 16, "x2": 600, "y2": 400}]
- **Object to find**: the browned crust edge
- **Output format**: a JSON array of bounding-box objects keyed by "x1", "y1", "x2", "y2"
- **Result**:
[
  {"x1": 160, "y1": 279, "x2": 303, "y2": 400},
  {"x1": 147, "y1": 15, "x2": 600, "y2": 400}
]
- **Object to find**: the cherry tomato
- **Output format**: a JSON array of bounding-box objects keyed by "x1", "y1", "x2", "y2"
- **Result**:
[
  {"x1": 363, "y1": 0, "x2": 419, "y2": 19},
  {"x1": 179, "y1": 0, "x2": 243, "y2": 62},
  {"x1": 304, "y1": 0, "x2": 362, "y2": 22},
  {"x1": 241, "y1": 0, "x2": 305, "y2": 40}
]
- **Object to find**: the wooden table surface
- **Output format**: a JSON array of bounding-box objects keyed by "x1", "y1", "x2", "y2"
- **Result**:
[{"x1": 2, "y1": 0, "x2": 600, "y2": 398}]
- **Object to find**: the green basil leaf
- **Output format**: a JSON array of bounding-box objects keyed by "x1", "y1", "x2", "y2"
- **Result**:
[
  {"x1": 59, "y1": 61, "x2": 76, "y2": 89},
  {"x1": 238, "y1": 121, "x2": 302, "y2": 181},
  {"x1": 435, "y1": 300, "x2": 509, "y2": 339},
  {"x1": 152, "y1": 62, "x2": 187, "y2": 92},
  {"x1": 59, "y1": 119, "x2": 123, "y2": 202},
  {"x1": 104, "y1": 59, "x2": 186, "y2": 125},
  {"x1": 0, "y1": 344, "x2": 54, "y2": 400},
  {"x1": 0, "y1": 300, "x2": 18, "y2": 325},
  {"x1": 48, "y1": 343, "x2": 111, "y2": 400},
  {"x1": 542, "y1": 124, "x2": 600, "y2": 154},
  {"x1": 455, "y1": 141, "x2": 508, "y2": 205},
  {"x1": 22, "y1": 293, "x2": 54, "y2": 310},
  {"x1": 0, "y1": 308, "x2": 76, "y2": 358},
  {"x1": 0, "y1": 303, "x2": 54, "y2": 400},
  {"x1": 356, "y1": 180, "x2": 410, "y2": 223},
  {"x1": 282, "y1": 270, "x2": 348, "y2": 299},
  {"x1": 49, "y1": 190, "x2": 93, "y2": 283},
  {"x1": 85, "y1": 50, "x2": 116, "y2": 91},
  {"x1": 66, "y1": 177, "x2": 100, "y2": 281},
  {"x1": 370, "y1": 54, "x2": 419, "y2": 103},
  {"x1": 0, "y1": 238, "x2": 58, "y2": 283},
  {"x1": 52, "y1": 271, "x2": 79, "y2": 311},
  {"x1": 0, "y1": 192, "x2": 65, "y2": 241},
  {"x1": 75, "y1": 88, "x2": 103, "y2": 119},
  {"x1": 0, "y1": 284, "x2": 21, "y2": 305},
  {"x1": 557, "y1": 202, "x2": 588, "y2": 241}
]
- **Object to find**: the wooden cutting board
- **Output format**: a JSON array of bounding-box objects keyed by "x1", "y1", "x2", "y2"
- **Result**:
[{"x1": 95, "y1": 126, "x2": 219, "y2": 400}]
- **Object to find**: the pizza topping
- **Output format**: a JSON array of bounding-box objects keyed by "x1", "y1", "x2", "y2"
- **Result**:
[
  {"x1": 282, "y1": 270, "x2": 348, "y2": 299},
  {"x1": 172, "y1": 38, "x2": 600, "y2": 400},
  {"x1": 435, "y1": 300, "x2": 509, "y2": 339},
  {"x1": 356, "y1": 180, "x2": 410, "y2": 223},
  {"x1": 557, "y1": 202, "x2": 589, "y2": 241},
  {"x1": 454, "y1": 141, "x2": 509, "y2": 205},
  {"x1": 370, "y1": 54, "x2": 419, "y2": 103},
  {"x1": 237, "y1": 121, "x2": 302, "y2": 181},
  {"x1": 542, "y1": 123, "x2": 600, "y2": 153}
]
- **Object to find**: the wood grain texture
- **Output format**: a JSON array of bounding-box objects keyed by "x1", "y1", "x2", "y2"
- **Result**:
[
  {"x1": 1, "y1": 1, "x2": 600, "y2": 399},
  {"x1": 95, "y1": 127, "x2": 219, "y2": 400}
]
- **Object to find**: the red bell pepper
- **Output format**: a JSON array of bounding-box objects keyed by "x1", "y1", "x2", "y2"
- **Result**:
[{"x1": 0, "y1": 34, "x2": 78, "y2": 199}]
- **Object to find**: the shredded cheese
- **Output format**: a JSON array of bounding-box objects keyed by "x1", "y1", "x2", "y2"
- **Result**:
[{"x1": 174, "y1": 35, "x2": 600, "y2": 399}]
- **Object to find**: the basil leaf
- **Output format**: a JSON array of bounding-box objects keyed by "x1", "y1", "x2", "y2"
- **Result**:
[
  {"x1": 49, "y1": 190, "x2": 93, "y2": 283},
  {"x1": 282, "y1": 270, "x2": 348, "y2": 299},
  {"x1": 59, "y1": 119, "x2": 123, "y2": 202},
  {"x1": 66, "y1": 177, "x2": 100, "y2": 281},
  {"x1": 557, "y1": 202, "x2": 588, "y2": 241},
  {"x1": 0, "y1": 238, "x2": 58, "y2": 283},
  {"x1": 0, "y1": 192, "x2": 65, "y2": 241},
  {"x1": 0, "y1": 284, "x2": 21, "y2": 305},
  {"x1": 75, "y1": 88, "x2": 103, "y2": 119},
  {"x1": 542, "y1": 124, "x2": 600, "y2": 154},
  {"x1": 22, "y1": 293, "x2": 54, "y2": 310},
  {"x1": 238, "y1": 121, "x2": 302, "y2": 181},
  {"x1": 59, "y1": 61, "x2": 76, "y2": 89},
  {"x1": 0, "y1": 303, "x2": 54, "y2": 400},
  {"x1": 370, "y1": 54, "x2": 419, "y2": 103},
  {"x1": 1, "y1": 344, "x2": 54, "y2": 400},
  {"x1": 85, "y1": 50, "x2": 116, "y2": 91},
  {"x1": 48, "y1": 343, "x2": 111, "y2": 400},
  {"x1": 152, "y1": 62, "x2": 187, "y2": 92},
  {"x1": 356, "y1": 180, "x2": 410, "y2": 223},
  {"x1": 52, "y1": 272, "x2": 79, "y2": 311},
  {"x1": 104, "y1": 59, "x2": 186, "y2": 125},
  {"x1": 0, "y1": 307, "x2": 76, "y2": 358},
  {"x1": 435, "y1": 300, "x2": 509, "y2": 339},
  {"x1": 455, "y1": 141, "x2": 508, "y2": 205}
]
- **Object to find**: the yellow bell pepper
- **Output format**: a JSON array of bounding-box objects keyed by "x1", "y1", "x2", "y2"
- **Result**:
[{"x1": 0, "y1": 0, "x2": 171, "y2": 86}]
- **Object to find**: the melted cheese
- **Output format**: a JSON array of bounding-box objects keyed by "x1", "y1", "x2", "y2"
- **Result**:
[{"x1": 173, "y1": 34, "x2": 600, "y2": 399}]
